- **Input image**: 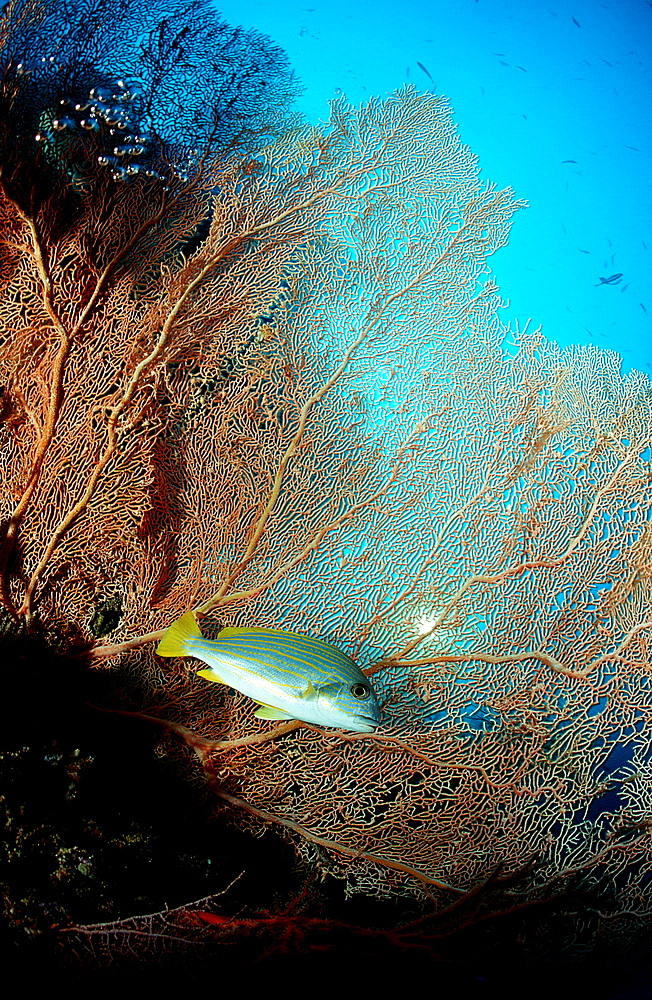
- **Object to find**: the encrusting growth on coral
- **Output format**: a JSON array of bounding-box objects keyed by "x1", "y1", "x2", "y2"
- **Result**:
[{"x1": 1, "y1": 0, "x2": 652, "y2": 974}]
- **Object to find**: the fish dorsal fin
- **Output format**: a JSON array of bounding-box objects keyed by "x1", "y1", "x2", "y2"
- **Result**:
[
  {"x1": 196, "y1": 667, "x2": 227, "y2": 685},
  {"x1": 218, "y1": 626, "x2": 313, "y2": 641},
  {"x1": 253, "y1": 704, "x2": 293, "y2": 720}
]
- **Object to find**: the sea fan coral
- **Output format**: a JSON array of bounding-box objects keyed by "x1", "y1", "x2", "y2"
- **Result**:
[{"x1": 1, "y1": 0, "x2": 651, "y2": 979}]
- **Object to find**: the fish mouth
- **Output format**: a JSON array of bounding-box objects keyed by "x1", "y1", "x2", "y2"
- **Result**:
[{"x1": 351, "y1": 714, "x2": 380, "y2": 733}]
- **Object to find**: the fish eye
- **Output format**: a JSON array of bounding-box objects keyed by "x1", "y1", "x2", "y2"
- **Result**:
[{"x1": 350, "y1": 683, "x2": 370, "y2": 700}]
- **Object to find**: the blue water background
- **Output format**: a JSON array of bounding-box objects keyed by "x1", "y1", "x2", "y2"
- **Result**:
[{"x1": 215, "y1": 0, "x2": 651, "y2": 376}]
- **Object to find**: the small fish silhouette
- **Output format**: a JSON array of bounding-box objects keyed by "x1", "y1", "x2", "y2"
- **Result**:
[{"x1": 595, "y1": 273, "x2": 623, "y2": 286}]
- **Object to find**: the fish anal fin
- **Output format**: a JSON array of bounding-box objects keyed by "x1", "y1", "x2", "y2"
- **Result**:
[
  {"x1": 196, "y1": 668, "x2": 227, "y2": 685},
  {"x1": 253, "y1": 704, "x2": 293, "y2": 720}
]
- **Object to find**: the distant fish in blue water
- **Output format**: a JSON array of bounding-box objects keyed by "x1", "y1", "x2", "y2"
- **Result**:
[
  {"x1": 417, "y1": 61, "x2": 434, "y2": 85},
  {"x1": 156, "y1": 611, "x2": 381, "y2": 733},
  {"x1": 595, "y1": 273, "x2": 623, "y2": 286}
]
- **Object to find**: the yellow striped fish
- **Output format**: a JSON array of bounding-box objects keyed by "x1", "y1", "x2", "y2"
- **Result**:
[{"x1": 156, "y1": 611, "x2": 381, "y2": 733}]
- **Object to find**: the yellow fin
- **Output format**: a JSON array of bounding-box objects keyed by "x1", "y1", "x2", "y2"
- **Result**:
[
  {"x1": 253, "y1": 705, "x2": 293, "y2": 720},
  {"x1": 300, "y1": 680, "x2": 318, "y2": 700},
  {"x1": 197, "y1": 668, "x2": 226, "y2": 685},
  {"x1": 156, "y1": 610, "x2": 203, "y2": 657}
]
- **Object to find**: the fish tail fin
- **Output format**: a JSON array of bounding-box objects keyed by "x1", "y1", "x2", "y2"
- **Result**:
[{"x1": 156, "y1": 610, "x2": 203, "y2": 657}]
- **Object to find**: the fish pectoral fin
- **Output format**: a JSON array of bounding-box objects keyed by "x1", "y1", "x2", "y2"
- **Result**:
[
  {"x1": 253, "y1": 704, "x2": 293, "y2": 720},
  {"x1": 196, "y1": 668, "x2": 227, "y2": 685},
  {"x1": 300, "y1": 680, "x2": 318, "y2": 700}
]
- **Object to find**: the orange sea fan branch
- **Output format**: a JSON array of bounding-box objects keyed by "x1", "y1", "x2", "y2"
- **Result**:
[
  {"x1": 207, "y1": 783, "x2": 467, "y2": 895},
  {"x1": 351, "y1": 397, "x2": 541, "y2": 645},
  {"x1": 16, "y1": 171, "x2": 377, "y2": 615},
  {"x1": 195, "y1": 418, "x2": 433, "y2": 615},
  {"x1": 195, "y1": 231, "x2": 481, "y2": 617},
  {"x1": 1, "y1": 187, "x2": 174, "y2": 613},
  {"x1": 388, "y1": 445, "x2": 643, "y2": 666}
]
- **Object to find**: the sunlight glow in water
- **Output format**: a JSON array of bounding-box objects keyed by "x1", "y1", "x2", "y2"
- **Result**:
[{"x1": 415, "y1": 615, "x2": 439, "y2": 636}]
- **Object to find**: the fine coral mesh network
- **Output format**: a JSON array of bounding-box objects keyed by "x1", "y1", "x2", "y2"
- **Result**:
[{"x1": 1, "y1": 0, "x2": 651, "y2": 967}]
